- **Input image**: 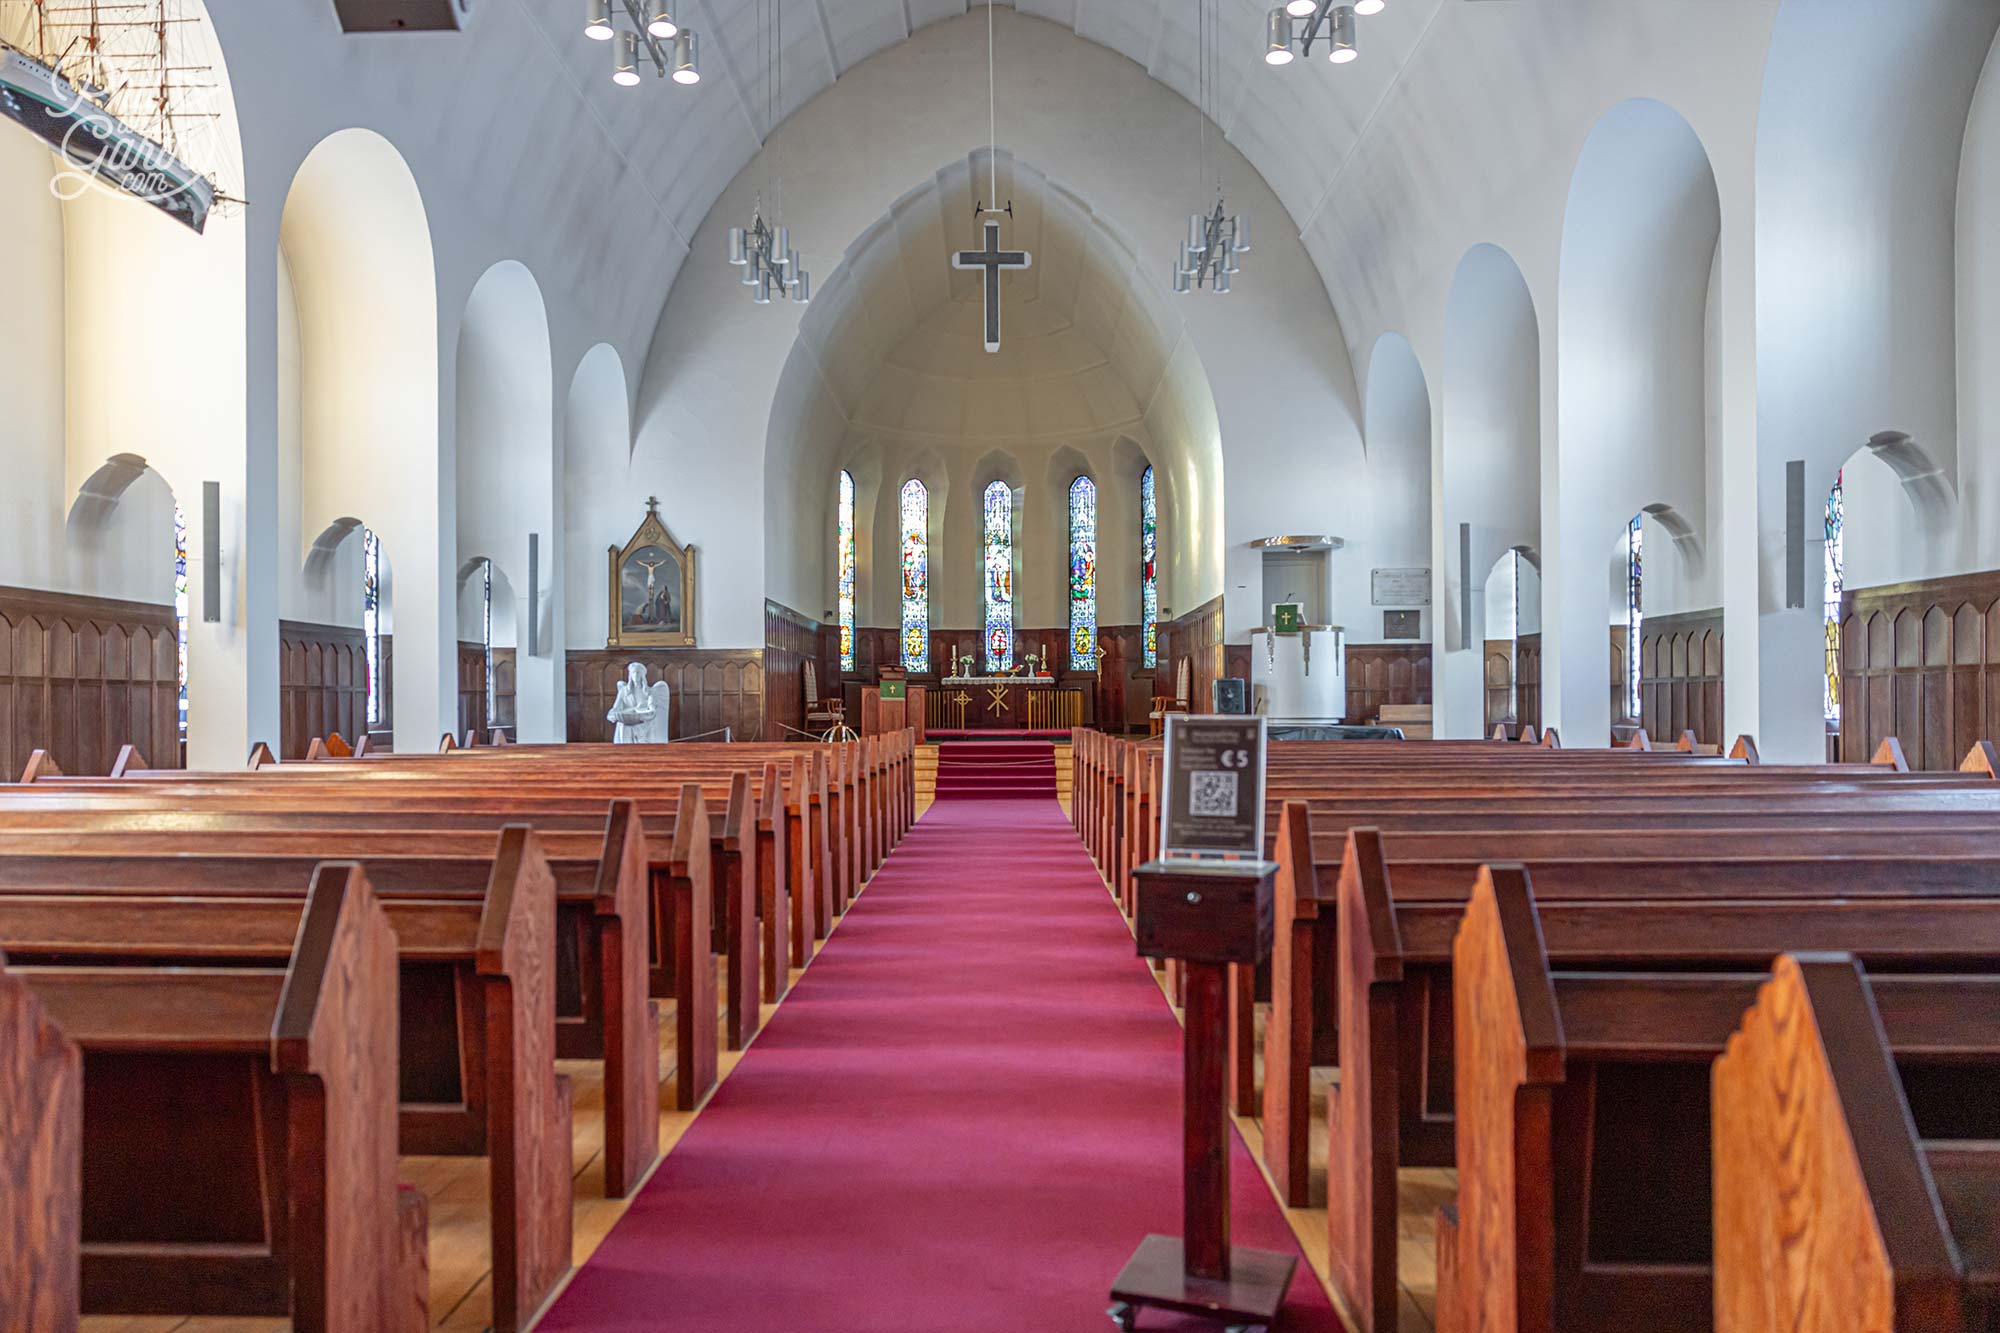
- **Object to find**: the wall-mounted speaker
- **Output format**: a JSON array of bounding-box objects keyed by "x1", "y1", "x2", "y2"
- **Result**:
[
  {"x1": 1785, "y1": 459, "x2": 1805, "y2": 609},
  {"x1": 527, "y1": 533, "x2": 541, "y2": 657},
  {"x1": 332, "y1": 0, "x2": 468, "y2": 32},
  {"x1": 201, "y1": 481, "x2": 221, "y2": 623}
]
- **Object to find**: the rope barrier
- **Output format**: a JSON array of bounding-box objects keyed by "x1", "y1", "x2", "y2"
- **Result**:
[{"x1": 674, "y1": 725, "x2": 734, "y2": 743}]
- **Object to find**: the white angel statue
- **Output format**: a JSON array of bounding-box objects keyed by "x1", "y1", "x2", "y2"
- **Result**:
[{"x1": 607, "y1": 662, "x2": 672, "y2": 743}]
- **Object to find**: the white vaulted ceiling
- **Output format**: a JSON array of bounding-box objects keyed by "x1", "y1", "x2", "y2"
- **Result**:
[
  {"x1": 798, "y1": 151, "x2": 1178, "y2": 442},
  {"x1": 509, "y1": 0, "x2": 1444, "y2": 297}
]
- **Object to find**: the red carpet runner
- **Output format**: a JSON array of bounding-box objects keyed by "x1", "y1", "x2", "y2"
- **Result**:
[
  {"x1": 540, "y1": 797, "x2": 1341, "y2": 1332},
  {"x1": 933, "y1": 740, "x2": 1059, "y2": 799}
]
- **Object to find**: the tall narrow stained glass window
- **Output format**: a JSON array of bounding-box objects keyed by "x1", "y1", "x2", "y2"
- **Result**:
[
  {"x1": 899, "y1": 479, "x2": 928, "y2": 673},
  {"x1": 982, "y1": 480, "x2": 1014, "y2": 671},
  {"x1": 174, "y1": 504, "x2": 189, "y2": 738},
  {"x1": 1625, "y1": 514, "x2": 1643, "y2": 720},
  {"x1": 1140, "y1": 466, "x2": 1158, "y2": 669},
  {"x1": 364, "y1": 528, "x2": 383, "y2": 729},
  {"x1": 837, "y1": 471, "x2": 856, "y2": 672},
  {"x1": 1824, "y1": 471, "x2": 1844, "y2": 725},
  {"x1": 1068, "y1": 475, "x2": 1098, "y2": 671}
]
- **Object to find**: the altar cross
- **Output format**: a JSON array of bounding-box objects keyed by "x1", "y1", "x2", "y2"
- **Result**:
[{"x1": 953, "y1": 219, "x2": 1032, "y2": 353}]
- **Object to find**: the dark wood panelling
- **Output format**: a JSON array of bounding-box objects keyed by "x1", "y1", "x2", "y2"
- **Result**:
[
  {"x1": 763, "y1": 601, "x2": 826, "y2": 742},
  {"x1": 1093, "y1": 625, "x2": 1147, "y2": 733},
  {"x1": 279, "y1": 620, "x2": 368, "y2": 760},
  {"x1": 455, "y1": 640, "x2": 487, "y2": 741},
  {"x1": 566, "y1": 648, "x2": 766, "y2": 743},
  {"x1": 1484, "y1": 639, "x2": 1514, "y2": 734},
  {"x1": 1838, "y1": 569, "x2": 2000, "y2": 770},
  {"x1": 0, "y1": 585, "x2": 181, "y2": 779},
  {"x1": 1639, "y1": 609, "x2": 1724, "y2": 749},
  {"x1": 1345, "y1": 643, "x2": 1432, "y2": 723},
  {"x1": 1516, "y1": 633, "x2": 1541, "y2": 734},
  {"x1": 1157, "y1": 596, "x2": 1225, "y2": 715},
  {"x1": 490, "y1": 647, "x2": 516, "y2": 734}
]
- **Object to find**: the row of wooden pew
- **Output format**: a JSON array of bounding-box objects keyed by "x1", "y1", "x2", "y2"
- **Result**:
[
  {"x1": 1071, "y1": 727, "x2": 2000, "y2": 1332},
  {"x1": 0, "y1": 729, "x2": 915, "y2": 1332}
]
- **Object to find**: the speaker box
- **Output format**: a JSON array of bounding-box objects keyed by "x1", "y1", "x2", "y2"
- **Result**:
[
  {"x1": 332, "y1": 0, "x2": 467, "y2": 32},
  {"x1": 1213, "y1": 677, "x2": 1248, "y2": 715}
]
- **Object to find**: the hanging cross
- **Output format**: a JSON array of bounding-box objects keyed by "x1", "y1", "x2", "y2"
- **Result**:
[{"x1": 953, "y1": 219, "x2": 1032, "y2": 353}]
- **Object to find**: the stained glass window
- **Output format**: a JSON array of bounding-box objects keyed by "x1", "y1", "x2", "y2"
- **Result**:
[
  {"x1": 1069, "y1": 475, "x2": 1098, "y2": 671},
  {"x1": 837, "y1": 471, "x2": 856, "y2": 672},
  {"x1": 174, "y1": 504, "x2": 189, "y2": 738},
  {"x1": 363, "y1": 528, "x2": 383, "y2": 729},
  {"x1": 899, "y1": 479, "x2": 928, "y2": 673},
  {"x1": 982, "y1": 480, "x2": 1014, "y2": 671},
  {"x1": 1825, "y1": 471, "x2": 1844, "y2": 725},
  {"x1": 1625, "y1": 514, "x2": 1643, "y2": 721},
  {"x1": 1140, "y1": 466, "x2": 1158, "y2": 669}
]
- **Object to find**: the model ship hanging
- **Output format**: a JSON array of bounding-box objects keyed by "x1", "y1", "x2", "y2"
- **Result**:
[{"x1": 0, "y1": 0, "x2": 237, "y2": 233}]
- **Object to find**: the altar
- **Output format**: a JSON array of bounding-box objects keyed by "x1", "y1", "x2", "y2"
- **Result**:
[{"x1": 924, "y1": 676, "x2": 1089, "y2": 732}]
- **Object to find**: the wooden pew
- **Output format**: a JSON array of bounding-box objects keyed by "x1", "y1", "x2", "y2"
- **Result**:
[
  {"x1": 1449, "y1": 874, "x2": 2000, "y2": 1332},
  {"x1": 0, "y1": 946, "x2": 80, "y2": 1333},
  {"x1": 1714, "y1": 952, "x2": 1999, "y2": 1332},
  {"x1": 0, "y1": 831, "x2": 576, "y2": 1332},
  {"x1": 8, "y1": 863, "x2": 428, "y2": 1331}
]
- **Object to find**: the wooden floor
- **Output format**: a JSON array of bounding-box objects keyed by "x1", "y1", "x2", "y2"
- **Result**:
[{"x1": 81, "y1": 749, "x2": 1428, "y2": 1333}]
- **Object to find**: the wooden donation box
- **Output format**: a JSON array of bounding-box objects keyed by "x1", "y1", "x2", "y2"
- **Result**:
[
  {"x1": 1111, "y1": 711, "x2": 1292, "y2": 1329},
  {"x1": 1114, "y1": 859, "x2": 1291, "y2": 1329}
]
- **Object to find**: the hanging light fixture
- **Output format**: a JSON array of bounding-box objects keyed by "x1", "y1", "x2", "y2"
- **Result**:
[
  {"x1": 1174, "y1": 0, "x2": 1248, "y2": 296},
  {"x1": 613, "y1": 31, "x2": 642, "y2": 85},
  {"x1": 725, "y1": 0, "x2": 809, "y2": 304},
  {"x1": 1264, "y1": 0, "x2": 1369, "y2": 66},
  {"x1": 1264, "y1": 10, "x2": 1295, "y2": 65},
  {"x1": 671, "y1": 30, "x2": 700, "y2": 83},
  {"x1": 1328, "y1": 6, "x2": 1358, "y2": 62},
  {"x1": 582, "y1": 0, "x2": 699, "y2": 89}
]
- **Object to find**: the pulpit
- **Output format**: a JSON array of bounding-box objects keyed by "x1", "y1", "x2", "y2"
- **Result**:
[{"x1": 860, "y1": 668, "x2": 927, "y2": 742}]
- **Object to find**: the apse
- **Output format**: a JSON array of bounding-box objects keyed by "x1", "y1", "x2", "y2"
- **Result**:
[{"x1": 763, "y1": 151, "x2": 1217, "y2": 653}]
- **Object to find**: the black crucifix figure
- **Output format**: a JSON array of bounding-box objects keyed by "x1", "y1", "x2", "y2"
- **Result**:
[{"x1": 953, "y1": 218, "x2": 1032, "y2": 353}]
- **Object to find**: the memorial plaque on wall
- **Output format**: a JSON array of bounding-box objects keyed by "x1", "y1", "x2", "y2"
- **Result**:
[
  {"x1": 1383, "y1": 610, "x2": 1422, "y2": 640},
  {"x1": 1159, "y1": 715, "x2": 1268, "y2": 858},
  {"x1": 1371, "y1": 567, "x2": 1432, "y2": 607}
]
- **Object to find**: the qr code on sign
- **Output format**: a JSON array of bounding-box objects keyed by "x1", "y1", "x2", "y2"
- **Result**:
[{"x1": 1188, "y1": 770, "x2": 1239, "y2": 818}]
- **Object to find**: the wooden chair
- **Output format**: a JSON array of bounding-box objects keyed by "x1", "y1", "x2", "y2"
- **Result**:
[
  {"x1": 804, "y1": 661, "x2": 852, "y2": 740},
  {"x1": 1148, "y1": 658, "x2": 1191, "y2": 735}
]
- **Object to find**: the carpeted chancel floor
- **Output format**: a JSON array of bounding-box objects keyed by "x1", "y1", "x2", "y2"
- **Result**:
[{"x1": 538, "y1": 795, "x2": 1341, "y2": 1332}]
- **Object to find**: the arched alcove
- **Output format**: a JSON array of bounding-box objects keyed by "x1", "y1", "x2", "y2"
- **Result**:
[
  {"x1": 1554, "y1": 98, "x2": 1719, "y2": 746},
  {"x1": 563, "y1": 343, "x2": 633, "y2": 651},
  {"x1": 458, "y1": 260, "x2": 556, "y2": 739},
  {"x1": 279, "y1": 127, "x2": 442, "y2": 752}
]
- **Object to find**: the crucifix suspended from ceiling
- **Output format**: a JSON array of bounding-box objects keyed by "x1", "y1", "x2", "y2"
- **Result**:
[{"x1": 952, "y1": 0, "x2": 1031, "y2": 353}]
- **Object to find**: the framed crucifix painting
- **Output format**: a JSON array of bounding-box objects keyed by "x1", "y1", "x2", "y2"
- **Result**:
[{"x1": 607, "y1": 497, "x2": 698, "y2": 648}]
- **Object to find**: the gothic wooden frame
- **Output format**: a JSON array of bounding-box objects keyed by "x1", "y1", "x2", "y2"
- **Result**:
[{"x1": 607, "y1": 499, "x2": 698, "y2": 648}]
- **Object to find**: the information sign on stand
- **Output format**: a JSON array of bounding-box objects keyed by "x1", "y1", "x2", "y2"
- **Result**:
[{"x1": 1111, "y1": 713, "x2": 1295, "y2": 1331}]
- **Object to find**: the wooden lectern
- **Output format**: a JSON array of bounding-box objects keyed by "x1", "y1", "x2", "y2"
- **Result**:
[
  {"x1": 1111, "y1": 857, "x2": 1294, "y2": 1331},
  {"x1": 860, "y1": 667, "x2": 926, "y2": 741}
]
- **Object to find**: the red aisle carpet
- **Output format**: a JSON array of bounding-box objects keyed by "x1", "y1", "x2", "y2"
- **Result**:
[{"x1": 539, "y1": 797, "x2": 1340, "y2": 1332}]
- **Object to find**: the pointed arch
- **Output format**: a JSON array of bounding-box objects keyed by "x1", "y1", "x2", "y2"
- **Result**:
[
  {"x1": 1068, "y1": 474, "x2": 1099, "y2": 671},
  {"x1": 899, "y1": 478, "x2": 929, "y2": 672}
]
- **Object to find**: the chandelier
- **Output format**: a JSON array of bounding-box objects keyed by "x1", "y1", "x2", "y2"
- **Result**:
[
  {"x1": 1265, "y1": 0, "x2": 1383, "y2": 67},
  {"x1": 1174, "y1": 0, "x2": 1248, "y2": 296},
  {"x1": 725, "y1": 0, "x2": 809, "y2": 304},
  {"x1": 585, "y1": 0, "x2": 699, "y2": 87}
]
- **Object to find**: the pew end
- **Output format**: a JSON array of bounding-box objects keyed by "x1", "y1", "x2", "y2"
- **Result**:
[
  {"x1": 1433, "y1": 1204, "x2": 1460, "y2": 1333},
  {"x1": 1873, "y1": 736, "x2": 1911, "y2": 771},
  {"x1": 1961, "y1": 740, "x2": 2000, "y2": 778},
  {"x1": 1729, "y1": 734, "x2": 1760, "y2": 764},
  {"x1": 1450, "y1": 864, "x2": 1565, "y2": 1333},
  {"x1": 247, "y1": 741, "x2": 276, "y2": 769},
  {"x1": 667, "y1": 783, "x2": 720, "y2": 1111},
  {"x1": 1713, "y1": 953, "x2": 1965, "y2": 1333},
  {"x1": 590, "y1": 798, "x2": 662, "y2": 1198},
  {"x1": 0, "y1": 948, "x2": 81, "y2": 1333},
  {"x1": 19, "y1": 749, "x2": 63, "y2": 783},
  {"x1": 108, "y1": 745, "x2": 147, "y2": 778},
  {"x1": 1625, "y1": 730, "x2": 1653, "y2": 751}
]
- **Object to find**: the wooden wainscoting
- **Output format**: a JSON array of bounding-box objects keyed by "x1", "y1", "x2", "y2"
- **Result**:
[
  {"x1": 1640, "y1": 609, "x2": 1723, "y2": 749},
  {"x1": 566, "y1": 648, "x2": 766, "y2": 742},
  {"x1": 0, "y1": 585, "x2": 181, "y2": 778},
  {"x1": 1838, "y1": 569, "x2": 2000, "y2": 770},
  {"x1": 1346, "y1": 642, "x2": 1432, "y2": 723},
  {"x1": 1515, "y1": 633, "x2": 1541, "y2": 733},
  {"x1": 1157, "y1": 596, "x2": 1225, "y2": 714},
  {"x1": 279, "y1": 619, "x2": 368, "y2": 760},
  {"x1": 763, "y1": 601, "x2": 829, "y2": 742},
  {"x1": 455, "y1": 640, "x2": 487, "y2": 742}
]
